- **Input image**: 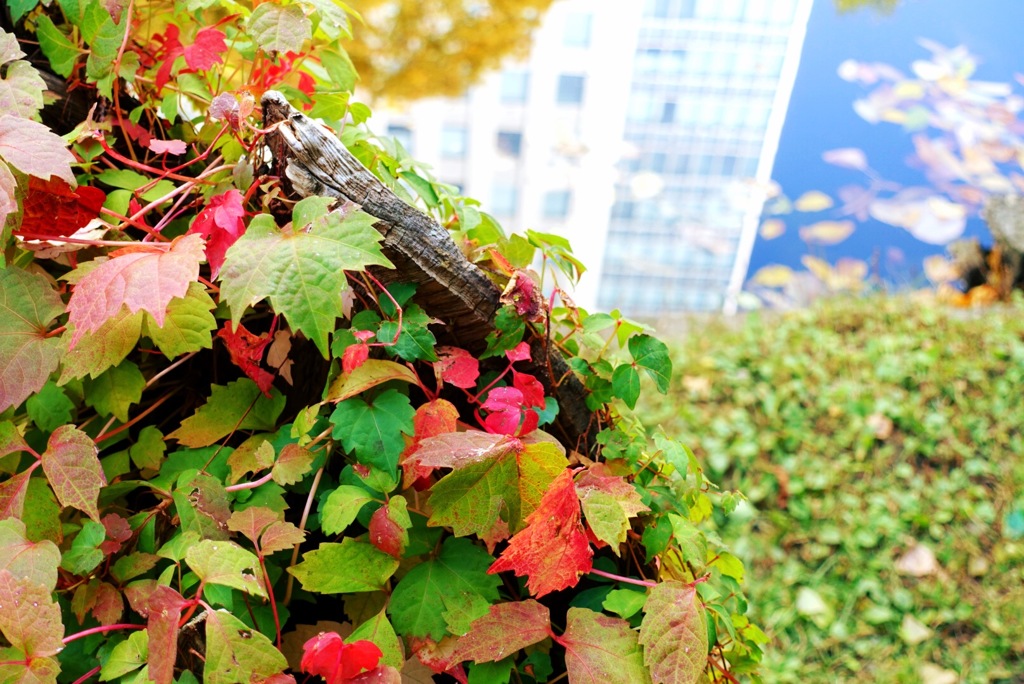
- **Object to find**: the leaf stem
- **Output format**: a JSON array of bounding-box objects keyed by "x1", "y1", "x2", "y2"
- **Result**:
[
  {"x1": 71, "y1": 665, "x2": 102, "y2": 684},
  {"x1": 588, "y1": 567, "x2": 657, "y2": 588},
  {"x1": 224, "y1": 470, "x2": 274, "y2": 492},
  {"x1": 62, "y1": 623, "x2": 144, "y2": 644},
  {"x1": 284, "y1": 459, "x2": 327, "y2": 606}
]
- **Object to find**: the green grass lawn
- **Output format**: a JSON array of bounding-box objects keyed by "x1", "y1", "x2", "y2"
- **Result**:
[{"x1": 648, "y1": 296, "x2": 1024, "y2": 683}]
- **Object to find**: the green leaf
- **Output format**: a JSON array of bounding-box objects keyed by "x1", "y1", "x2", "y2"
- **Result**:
[
  {"x1": 142, "y1": 282, "x2": 217, "y2": 358},
  {"x1": 0, "y1": 268, "x2": 65, "y2": 413},
  {"x1": 185, "y1": 539, "x2": 267, "y2": 599},
  {"x1": 35, "y1": 16, "x2": 80, "y2": 78},
  {"x1": 219, "y1": 212, "x2": 392, "y2": 356},
  {"x1": 389, "y1": 537, "x2": 501, "y2": 640},
  {"x1": 59, "y1": 308, "x2": 144, "y2": 383},
  {"x1": 129, "y1": 426, "x2": 165, "y2": 471},
  {"x1": 6, "y1": 0, "x2": 38, "y2": 23},
  {"x1": 611, "y1": 364, "x2": 641, "y2": 409},
  {"x1": 321, "y1": 485, "x2": 377, "y2": 535},
  {"x1": 603, "y1": 588, "x2": 648, "y2": 620},
  {"x1": 428, "y1": 438, "x2": 567, "y2": 539},
  {"x1": 329, "y1": 389, "x2": 414, "y2": 475},
  {"x1": 204, "y1": 610, "x2": 287, "y2": 684},
  {"x1": 84, "y1": 360, "x2": 146, "y2": 422},
  {"x1": 41, "y1": 425, "x2": 105, "y2": 522},
  {"x1": 559, "y1": 607, "x2": 651, "y2": 684},
  {"x1": 348, "y1": 610, "x2": 403, "y2": 669},
  {"x1": 481, "y1": 306, "x2": 526, "y2": 360},
  {"x1": 26, "y1": 382, "x2": 75, "y2": 433},
  {"x1": 60, "y1": 520, "x2": 106, "y2": 574},
  {"x1": 84, "y1": 15, "x2": 126, "y2": 96},
  {"x1": 167, "y1": 379, "x2": 286, "y2": 448},
  {"x1": 628, "y1": 334, "x2": 672, "y2": 394},
  {"x1": 639, "y1": 582, "x2": 708, "y2": 684},
  {"x1": 377, "y1": 304, "x2": 437, "y2": 362},
  {"x1": 289, "y1": 538, "x2": 399, "y2": 594},
  {"x1": 248, "y1": 3, "x2": 312, "y2": 53},
  {"x1": 100, "y1": 629, "x2": 148, "y2": 681}
]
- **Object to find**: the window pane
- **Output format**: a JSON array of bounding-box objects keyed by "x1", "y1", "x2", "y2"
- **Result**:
[
  {"x1": 492, "y1": 183, "x2": 518, "y2": 217},
  {"x1": 386, "y1": 125, "x2": 413, "y2": 154},
  {"x1": 441, "y1": 125, "x2": 467, "y2": 157},
  {"x1": 563, "y1": 13, "x2": 592, "y2": 48},
  {"x1": 556, "y1": 75, "x2": 586, "y2": 104},
  {"x1": 542, "y1": 190, "x2": 571, "y2": 219},
  {"x1": 496, "y1": 131, "x2": 523, "y2": 157},
  {"x1": 500, "y1": 71, "x2": 529, "y2": 103}
]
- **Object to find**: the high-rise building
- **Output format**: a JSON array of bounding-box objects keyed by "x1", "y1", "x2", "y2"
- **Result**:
[{"x1": 373, "y1": 0, "x2": 813, "y2": 316}]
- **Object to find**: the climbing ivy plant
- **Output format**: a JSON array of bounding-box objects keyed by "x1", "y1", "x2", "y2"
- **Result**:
[{"x1": 0, "y1": 1, "x2": 763, "y2": 682}]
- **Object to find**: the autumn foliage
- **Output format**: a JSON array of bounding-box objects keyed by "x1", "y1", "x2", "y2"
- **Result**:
[{"x1": 0, "y1": 1, "x2": 762, "y2": 683}]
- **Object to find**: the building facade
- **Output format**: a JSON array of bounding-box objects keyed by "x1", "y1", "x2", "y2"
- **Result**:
[{"x1": 374, "y1": 0, "x2": 814, "y2": 316}]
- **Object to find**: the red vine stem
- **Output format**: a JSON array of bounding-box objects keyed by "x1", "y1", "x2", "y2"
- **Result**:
[
  {"x1": 71, "y1": 665, "x2": 101, "y2": 684},
  {"x1": 224, "y1": 471, "x2": 274, "y2": 492},
  {"x1": 589, "y1": 568, "x2": 657, "y2": 587},
  {"x1": 62, "y1": 623, "x2": 144, "y2": 644}
]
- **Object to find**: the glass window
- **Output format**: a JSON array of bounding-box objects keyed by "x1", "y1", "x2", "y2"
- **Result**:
[
  {"x1": 500, "y1": 70, "x2": 529, "y2": 103},
  {"x1": 440, "y1": 124, "x2": 467, "y2": 158},
  {"x1": 644, "y1": 0, "x2": 671, "y2": 18},
  {"x1": 556, "y1": 75, "x2": 586, "y2": 105},
  {"x1": 387, "y1": 125, "x2": 413, "y2": 154},
  {"x1": 636, "y1": 48, "x2": 660, "y2": 73},
  {"x1": 491, "y1": 183, "x2": 518, "y2": 217},
  {"x1": 661, "y1": 101, "x2": 676, "y2": 124},
  {"x1": 496, "y1": 131, "x2": 522, "y2": 157},
  {"x1": 542, "y1": 190, "x2": 572, "y2": 219},
  {"x1": 563, "y1": 13, "x2": 592, "y2": 48},
  {"x1": 721, "y1": 155, "x2": 738, "y2": 176}
]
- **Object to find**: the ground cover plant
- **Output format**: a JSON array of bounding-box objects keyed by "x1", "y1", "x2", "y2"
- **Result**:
[
  {"x1": 0, "y1": 1, "x2": 762, "y2": 682},
  {"x1": 649, "y1": 296, "x2": 1024, "y2": 682}
]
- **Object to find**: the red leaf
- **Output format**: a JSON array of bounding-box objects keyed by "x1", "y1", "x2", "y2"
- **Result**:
[
  {"x1": 408, "y1": 637, "x2": 467, "y2": 682},
  {"x1": 505, "y1": 342, "x2": 531, "y2": 364},
  {"x1": 342, "y1": 342, "x2": 370, "y2": 374},
  {"x1": 0, "y1": 470, "x2": 31, "y2": 520},
  {"x1": 100, "y1": 512, "x2": 132, "y2": 555},
  {"x1": 183, "y1": 27, "x2": 226, "y2": 71},
  {"x1": 512, "y1": 371, "x2": 545, "y2": 409},
  {"x1": 41, "y1": 425, "x2": 106, "y2": 522},
  {"x1": 434, "y1": 346, "x2": 479, "y2": 389},
  {"x1": 147, "y1": 139, "x2": 187, "y2": 155},
  {"x1": 449, "y1": 600, "x2": 551, "y2": 664},
  {"x1": 189, "y1": 189, "x2": 245, "y2": 278},
  {"x1": 153, "y1": 24, "x2": 184, "y2": 92},
  {"x1": 488, "y1": 469, "x2": 593, "y2": 597},
  {"x1": 119, "y1": 118, "x2": 153, "y2": 147},
  {"x1": 499, "y1": 271, "x2": 543, "y2": 321},
  {"x1": 66, "y1": 233, "x2": 205, "y2": 348},
  {"x1": 481, "y1": 387, "x2": 537, "y2": 436},
  {"x1": 90, "y1": 581, "x2": 124, "y2": 625},
  {"x1": 144, "y1": 585, "x2": 187, "y2": 684},
  {"x1": 368, "y1": 505, "x2": 403, "y2": 559},
  {"x1": 217, "y1": 322, "x2": 275, "y2": 396},
  {"x1": 401, "y1": 399, "x2": 460, "y2": 487},
  {"x1": 301, "y1": 632, "x2": 383, "y2": 683},
  {"x1": 16, "y1": 177, "x2": 105, "y2": 239}
]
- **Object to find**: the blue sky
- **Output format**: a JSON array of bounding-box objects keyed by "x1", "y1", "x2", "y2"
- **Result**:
[{"x1": 748, "y1": 0, "x2": 1024, "y2": 287}]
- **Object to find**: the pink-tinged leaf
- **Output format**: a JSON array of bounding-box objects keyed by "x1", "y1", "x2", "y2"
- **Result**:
[
  {"x1": 0, "y1": 653, "x2": 59, "y2": 683},
  {"x1": 90, "y1": 581, "x2": 123, "y2": 625},
  {"x1": 100, "y1": 512, "x2": 132, "y2": 555},
  {"x1": 182, "y1": 27, "x2": 226, "y2": 71},
  {"x1": 401, "y1": 399, "x2": 460, "y2": 486},
  {"x1": 227, "y1": 506, "x2": 279, "y2": 547},
  {"x1": 0, "y1": 518, "x2": 60, "y2": 590},
  {"x1": 66, "y1": 233, "x2": 205, "y2": 348},
  {"x1": 505, "y1": 342, "x2": 531, "y2": 363},
  {"x1": 575, "y1": 464, "x2": 650, "y2": 553},
  {"x1": 481, "y1": 387, "x2": 525, "y2": 413},
  {"x1": 147, "y1": 138, "x2": 187, "y2": 155},
  {"x1": 342, "y1": 342, "x2": 370, "y2": 374},
  {"x1": 557, "y1": 607, "x2": 651, "y2": 684},
  {"x1": 348, "y1": 666, "x2": 402, "y2": 683},
  {"x1": 0, "y1": 421, "x2": 31, "y2": 458},
  {"x1": 0, "y1": 268, "x2": 64, "y2": 414},
  {"x1": 638, "y1": 582, "x2": 708, "y2": 684},
  {"x1": 0, "y1": 471, "x2": 31, "y2": 521},
  {"x1": 408, "y1": 432, "x2": 519, "y2": 471},
  {"x1": 259, "y1": 520, "x2": 307, "y2": 555},
  {"x1": 407, "y1": 637, "x2": 466, "y2": 682},
  {"x1": 189, "y1": 189, "x2": 245, "y2": 278},
  {"x1": 512, "y1": 371, "x2": 545, "y2": 409},
  {"x1": 481, "y1": 387, "x2": 533, "y2": 436},
  {"x1": 217, "y1": 322, "x2": 275, "y2": 396},
  {"x1": 822, "y1": 147, "x2": 868, "y2": 171},
  {"x1": 0, "y1": 569, "x2": 63, "y2": 658},
  {"x1": 434, "y1": 347, "x2": 479, "y2": 389},
  {"x1": 40, "y1": 425, "x2": 105, "y2": 522},
  {"x1": 301, "y1": 632, "x2": 383, "y2": 683},
  {"x1": 272, "y1": 443, "x2": 314, "y2": 486},
  {"x1": 128, "y1": 583, "x2": 186, "y2": 684},
  {"x1": 499, "y1": 271, "x2": 543, "y2": 321},
  {"x1": 449, "y1": 600, "x2": 550, "y2": 664},
  {"x1": 209, "y1": 92, "x2": 240, "y2": 123},
  {"x1": 0, "y1": 115, "x2": 76, "y2": 184},
  {"x1": 488, "y1": 470, "x2": 592, "y2": 597}
]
